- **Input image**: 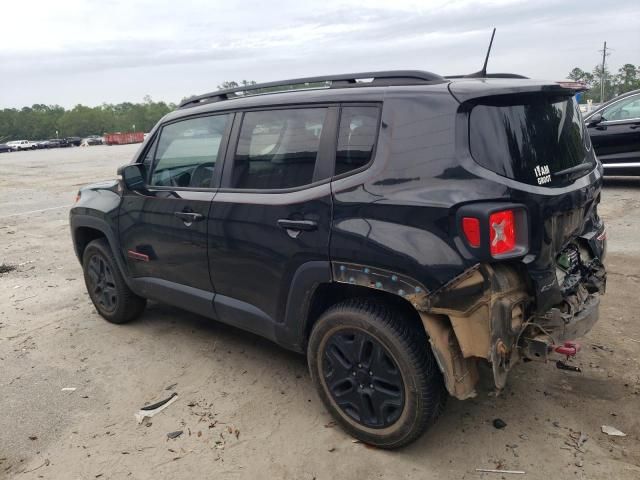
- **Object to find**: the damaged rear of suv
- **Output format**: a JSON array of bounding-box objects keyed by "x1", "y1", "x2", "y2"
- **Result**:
[{"x1": 70, "y1": 70, "x2": 606, "y2": 449}]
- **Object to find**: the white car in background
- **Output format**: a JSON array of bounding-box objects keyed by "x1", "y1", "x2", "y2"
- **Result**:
[{"x1": 7, "y1": 140, "x2": 38, "y2": 151}]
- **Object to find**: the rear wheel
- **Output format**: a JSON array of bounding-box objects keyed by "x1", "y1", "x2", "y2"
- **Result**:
[
  {"x1": 308, "y1": 298, "x2": 446, "y2": 449},
  {"x1": 82, "y1": 238, "x2": 146, "y2": 323}
]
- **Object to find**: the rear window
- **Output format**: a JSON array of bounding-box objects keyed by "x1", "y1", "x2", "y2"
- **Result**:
[{"x1": 469, "y1": 94, "x2": 594, "y2": 187}]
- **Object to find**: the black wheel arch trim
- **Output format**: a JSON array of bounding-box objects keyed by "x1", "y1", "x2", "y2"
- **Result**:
[
  {"x1": 281, "y1": 260, "x2": 431, "y2": 353},
  {"x1": 70, "y1": 213, "x2": 133, "y2": 288}
]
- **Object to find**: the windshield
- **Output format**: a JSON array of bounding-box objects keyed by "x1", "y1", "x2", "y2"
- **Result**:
[{"x1": 469, "y1": 94, "x2": 595, "y2": 187}]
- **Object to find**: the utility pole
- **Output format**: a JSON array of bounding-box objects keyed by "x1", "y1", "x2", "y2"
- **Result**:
[{"x1": 599, "y1": 41, "x2": 608, "y2": 103}]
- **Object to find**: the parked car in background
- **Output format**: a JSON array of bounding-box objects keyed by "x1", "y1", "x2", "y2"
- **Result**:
[
  {"x1": 584, "y1": 88, "x2": 640, "y2": 176},
  {"x1": 35, "y1": 140, "x2": 50, "y2": 149},
  {"x1": 46, "y1": 138, "x2": 70, "y2": 148},
  {"x1": 7, "y1": 140, "x2": 38, "y2": 150},
  {"x1": 0, "y1": 143, "x2": 12, "y2": 153},
  {"x1": 81, "y1": 135, "x2": 104, "y2": 146},
  {"x1": 66, "y1": 136, "x2": 82, "y2": 146}
]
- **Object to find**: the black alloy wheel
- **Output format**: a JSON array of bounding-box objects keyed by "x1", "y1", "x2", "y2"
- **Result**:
[
  {"x1": 82, "y1": 238, "x2": 146, "y2": 324},
  {"x1": 323, "y1": 329, "x2": 405, "y2": 428},
  {"x1": 308, "y1": 298, "x2": 446, "y2": 449},
  {"x1": 86, "y1": 253, "x2": 118, "y2": 314}
]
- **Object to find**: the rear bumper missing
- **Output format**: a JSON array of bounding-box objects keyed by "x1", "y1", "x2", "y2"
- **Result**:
[
  {"x1": 521, "y1": 291, "x2": 601, "y2": 361},
  {"x1": 542, "y1": 292, "x2": 600, "y2": 341},
  {"x1": 418, "y1": 258, "x2": 604, "y2": 400}
]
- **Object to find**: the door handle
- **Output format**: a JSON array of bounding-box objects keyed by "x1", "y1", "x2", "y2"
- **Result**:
[
  {"x1": 174, "y1": 211, "x2": 204, "y2": 224},
  {"x1": 277, "y1": 219, "x2": 318, "y2": 231}
]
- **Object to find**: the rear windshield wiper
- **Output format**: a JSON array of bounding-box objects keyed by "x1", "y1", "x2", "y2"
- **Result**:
[{"x1": 552, "y1": 163, "x2": 593, "y2": 178}]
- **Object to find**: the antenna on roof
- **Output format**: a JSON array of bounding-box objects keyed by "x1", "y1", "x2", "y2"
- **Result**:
[{"x1": 465, "y1": 28, "x2": 496, "y2": 78}]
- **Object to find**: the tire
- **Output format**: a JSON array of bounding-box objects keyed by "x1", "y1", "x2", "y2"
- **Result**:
[
  {"x1": 82, "y1": 238, "x2": 146, "y2": 324},
  {"x1": 308, "y1": 298, "x2": 446, "y2": 449}
]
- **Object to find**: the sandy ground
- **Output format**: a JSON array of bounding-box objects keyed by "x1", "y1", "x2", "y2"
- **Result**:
[{"x1": 0, "y1": 145, "x2": 639, "y2": 480}]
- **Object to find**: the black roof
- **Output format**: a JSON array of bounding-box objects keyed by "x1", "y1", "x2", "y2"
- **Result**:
[{"x1": 160, "y1": 70, "x2": 563, "y2": 125}]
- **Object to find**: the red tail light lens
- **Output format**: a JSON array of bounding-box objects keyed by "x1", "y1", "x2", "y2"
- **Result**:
[
  {"x1": 462, "y1": 217, "x2": 481, "y2": 247},
  {"x1": 489, "y1": 210, "x2": 516, "y2": 256}
]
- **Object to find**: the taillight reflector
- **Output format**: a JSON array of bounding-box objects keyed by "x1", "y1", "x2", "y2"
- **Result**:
[
  {"x1": 489, "y1": 210, "x2": 516, "y2": 256},
  {"x1": 462, "y1": 217, "x2": 481, "y2": 247}
]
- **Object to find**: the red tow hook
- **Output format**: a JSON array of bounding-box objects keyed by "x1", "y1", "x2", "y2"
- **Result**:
[{"x1": 554, "y1": 341, "x2": 582, "y2": 372}]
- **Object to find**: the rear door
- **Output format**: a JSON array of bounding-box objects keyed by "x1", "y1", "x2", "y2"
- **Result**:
[
  {"x1": 587, "y1": 92, "x2": 640, "y2": 167},
  {"x1": 207, "y1": 106, "x2": 336, "y2": 335},
  {"x1": 119, "y1": 113, "x2": 232, "y2": 293}
]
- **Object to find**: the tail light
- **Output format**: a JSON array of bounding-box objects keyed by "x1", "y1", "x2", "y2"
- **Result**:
[
  {"x1": 458, "y1": 204, "x2": 528, "y2": 260},
  {"x1": 462, "y1": 217, "x2": 481, "y2": 247},
  {"x1": 489, "y1": 210, "x2": 516, "y2": 255}
]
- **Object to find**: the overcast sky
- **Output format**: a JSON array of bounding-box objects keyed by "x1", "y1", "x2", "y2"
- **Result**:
[{"x1": 1, "y1": 0, "x2": 638, "y2": 108}]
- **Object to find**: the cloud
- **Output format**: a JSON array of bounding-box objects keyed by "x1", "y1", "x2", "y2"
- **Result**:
[{"x1": 0, "y1": 0, "x2": 638, "y2": 107}]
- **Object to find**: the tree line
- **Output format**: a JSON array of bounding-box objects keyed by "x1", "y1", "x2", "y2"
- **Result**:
[
  {"x1": 0, "y1": 96, "x2": 175, "y2": 142},
  {"x1": 568, "y1": 63, "x2": 639, "y2": 103},
  {"x1": 1, "y1": 79, "x2": 325, "y2": 142},
  {"x1": 4, "y1": 65, "x2": 637, "y2": 142}
]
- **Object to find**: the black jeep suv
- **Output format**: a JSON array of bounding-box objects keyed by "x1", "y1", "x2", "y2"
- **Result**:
[{"x1": 70, "y1": 71, "x2": 607, "y2": 449}]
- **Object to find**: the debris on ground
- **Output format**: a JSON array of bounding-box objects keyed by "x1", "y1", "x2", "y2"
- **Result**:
[
  {"x1": 493, "y1": 418, "x2": 507, "y2": 429},
  {"x1": 506, "y1": 444, "x2": 519, "y2": 457},
  {"x1": 0, "y1": 263, "x2": 16, "y2": 275},
  {"x1": 601, "y1": 425, "x2": 626, "y2": 437},
  {"x1": 61, "y1": 387, "x2": 76, "y2": 392},
  {"x1": 167, "y1": 430, "x2": 183, "y2": 439},
  {"x1": 565, "y1": 430, "x2": 588, "y2": 452},
  {"x1": 475, "y1": 468, "x2": 525, "y2": 475},
  {"x1": 135, "y1": 392, "x2": 178, "y2": 424}
]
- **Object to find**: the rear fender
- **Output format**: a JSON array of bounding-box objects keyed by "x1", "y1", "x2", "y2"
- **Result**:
[{"x1": 332, "y1": 261, "x2": 532, "y2": 400}]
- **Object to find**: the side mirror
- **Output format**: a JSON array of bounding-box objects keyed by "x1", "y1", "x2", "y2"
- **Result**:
[
  {"x1": 118, "y1": 163, "x2": 147, "y2": 191},
  {"x1": 586, "y1": 113, "x2": 603, "y2": 127}
]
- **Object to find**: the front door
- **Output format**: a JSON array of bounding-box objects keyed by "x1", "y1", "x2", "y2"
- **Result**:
[
  {"x1": 119, "y1": 113, "x2": 233, "y2": 293},
  {"x1": 207, "y1": 107, "x2": 335, "y2": 335},
  {"x1": 588, "y1": 93, "x2": 640, "y2": 165}
]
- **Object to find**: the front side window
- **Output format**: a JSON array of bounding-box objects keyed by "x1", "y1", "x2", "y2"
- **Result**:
[
  {"x1": 231, "y1": 108, "x2": 327, "y2": 190},
  {"x1": 335, "y1": 106, "x2": 380, "y2": 176},
  {"x1": 150, "y1": 114, "x2": 230, "y2": 188},
  {"x1": 601, "y1": 95, "x2": 640, "y2": 121}
]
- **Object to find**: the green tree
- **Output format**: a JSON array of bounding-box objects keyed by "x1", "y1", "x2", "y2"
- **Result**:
[
  {"x1": 612, "y1": 64, "x2": 639, "y2": 95},
  {"x1": 0, "y1": 97, "x2": 174, "y2": 141}
]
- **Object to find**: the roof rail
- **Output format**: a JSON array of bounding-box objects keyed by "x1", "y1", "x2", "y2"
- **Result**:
[
  {"x1": 445, "y1": 73, "x2": 529, "y2": 79},
  {"x1": 178, "y1": 70, "x2": 446, "y2": 109}
]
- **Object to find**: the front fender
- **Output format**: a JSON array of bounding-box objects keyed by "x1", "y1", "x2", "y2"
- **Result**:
[{"x1": 70, "y1": 180, "x2": 129, "y2": 283}]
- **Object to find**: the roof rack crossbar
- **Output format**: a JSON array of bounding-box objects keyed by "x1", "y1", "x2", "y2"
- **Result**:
[{"x1": 179, "y1": 70, "x2": 445, "y2": 108}]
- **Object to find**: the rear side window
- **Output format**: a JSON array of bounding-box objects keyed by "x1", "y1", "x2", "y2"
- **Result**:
[
  {"x1": 469, "y1": 95, "x2": 594, "y2": 187},
  {"x1": 151, "y1": 114, "x2": 230, "y2": 188},
  {"x1": 335, "y1": 106, "x2": 379, "y2": 176},
  {"x1": 231, "y1": 108, "x2": 327, "y2": 190}
]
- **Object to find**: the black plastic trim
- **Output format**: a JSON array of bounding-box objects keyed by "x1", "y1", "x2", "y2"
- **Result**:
[
  {"x1": 130, "y1": 277, "x2": 216, "y2": 319},
  {"x1": 179, "y1": 70, "x2": 445, "y2": 108}
]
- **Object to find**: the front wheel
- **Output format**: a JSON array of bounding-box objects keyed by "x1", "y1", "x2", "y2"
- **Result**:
[
  {"x1": 82, "y1": 238, "x2": 146, "y2": 323},
  {"x1": 308, "y1": 298, "x2": 446, "y2": 449}
]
